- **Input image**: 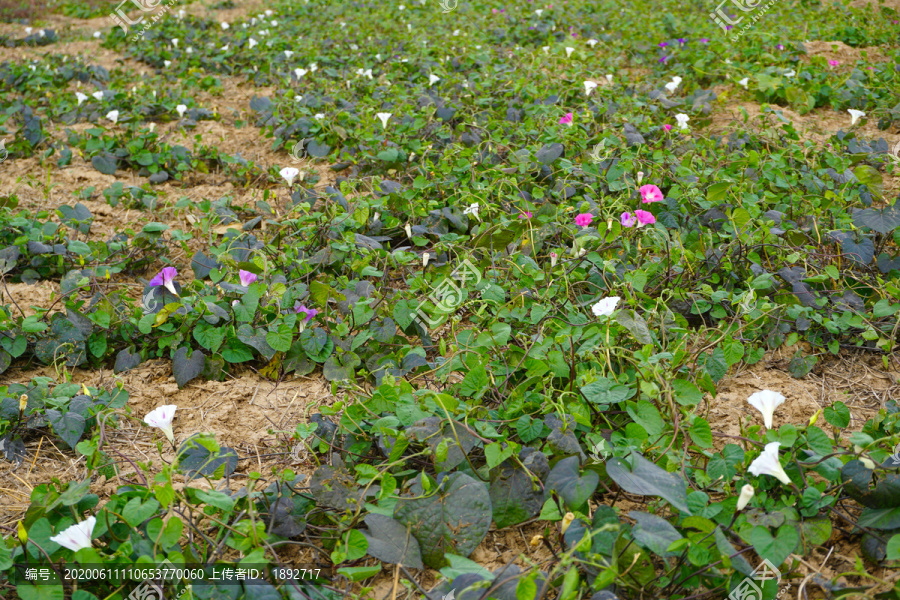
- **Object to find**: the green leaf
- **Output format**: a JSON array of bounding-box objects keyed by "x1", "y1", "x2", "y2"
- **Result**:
[
  {"x1": 265, "y1": 325, "x2": 293, "y2": 353},
  {"x1": 490, "y1": 450, "x2": 549, "y2": 528},
  {"x1": 122, "y1": 497, "x2": 161, "y2": 527},
  {"x1": 361, "y1": 513, "x2": 424, "y2": 570},
  {"x1": 193, "y1": 322, "x2": 225, "y2": 353},
  {"x1": 394, "y1": 472, "x2": 492, "y2": 569},
  {"x1": 824, "y1": 401, "x2": 850, "y2": 429},
  {"x1": 887, "y1": 534, "x2": 900, "y2": 560},
  {"x1": 516, "y1": 416, "x2": 543, "y2": 442},
  {"x1": 46, "y1": 409, "x2": 85, "y2": 448},
  {"x1": 630, "y1": 511, "x2": 684, "y2": 557},
  {"x1": 615, "y1": 310, "x2": 653, "y2": 344},
  {"x1": 853, "y1": 165, "x2": 884, "y2": 200},
  {"x1": 707, "y1": 182, "x2": 729, "y2": 203},
  {"x1": 690, "y1": 419, "x2": 713, "y2": 448},
  {"x1": 606, "y1": 453, "x2": 691, "y2": 514},
  {"x1": 459, "y1": 363, "x2": 489, "y2": 398},
  {"x1": 337, "y1": 565, "x2": 382, "y2": 581},
  {"x1": 626, "y1": 401, "x2": 664, "y2": 436},
  {"x1": 750, "y1": 524, "x2": 799, "y2": 567},
  {"x1": 672, "y1": 379, "x2": 702, "y2": 406},
  {"x1": 172, "y1": 346, "x2": 205, "y2": 388},
  {"x1": 544, "y1": 455, "x2": 599, "y2": 510},
  {"x1": 17, "y1": 584, "x2": 64, "y2": 600},
  {"x1": 581, "y1": 377, "x2": 632, "y2": 405}
]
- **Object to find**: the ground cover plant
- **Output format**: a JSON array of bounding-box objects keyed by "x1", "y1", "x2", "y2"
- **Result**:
[{"x1": 1, "y1": 0, "x2": 900, "y2": 598}]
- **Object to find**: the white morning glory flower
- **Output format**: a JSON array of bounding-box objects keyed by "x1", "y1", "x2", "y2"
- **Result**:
[
  {"x1": 738, "y1": 77, "x2": 749, "y2": 89},
  {"x1": 248, "y1": 38, "x2": 258, "y2": 49},
  {"x1": 747, "y1": 390, "x2": 786, "y2": 429},
  {"x1": 92, "y1": 91, "x2": 104, "y2": 101},
  {"x1": 105, "y1": 110, "x2": 119, "y2": 124},
  {"x1": 50, "y1": 517, "x2": 96, "y2": 552},
  {"x1": 376, "y1": 112, "x2": 392, "y2": 129},
  {"x1": 591, "y1": 296, "x2": 621, "y2": 318},
  {"x1": 463, "y1": 202, "x2": 480, "y2": 220},
  {"x1": 736, "y1": 484, "x2": 754, "y2": 511},
  {"x1": 584, "y1": 80, "x2": 598, "y2": 96},
  {"x1": 565, "y1": 46, "x2": 575, "y2": 58},
  {"x1": 75, "y1": 92, "x2": 88, "y2": 105},
  {"x1": 429, "y1": 73, "x2": 440, "y2": 86},
  {"x1": 144, "y1": 405, "x2": 177, "y2": 444},
  {"x1": 748, "y1": 442, "x2": 792, "y2": 485},
  {"x1": 675, "y1": 113, "x2": 690, "y2": 130},
  {"x1": 176, "y1": 104, "x2": 187, "y2": 118},
  {"x1": 848, "y1": 109, "x2": 865, "y2": 125},
  {"x1": 280, "y1": 167, "x2": 300, "y2": 186}
]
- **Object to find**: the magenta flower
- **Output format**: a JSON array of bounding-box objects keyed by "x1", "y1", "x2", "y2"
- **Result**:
[
  {"x1": 239, "y1": 270, "x2": 257, "y2": 286},
  {"x1": 149, "y1": 267, "x2": 178, "y2": 295},
  {"x1": 677, "y1": 38, "x2": 686, "y2": 45},
  {"x1": 621, "y1": 212, "x2": 637, "y2": 227},
  {"x1": 634, "y1": 210, "x2": 656, "y2": 226},
  {"x1": 659, "y1": 56, "x2": 668, "y2": 63},
  {"x1": 659, "y1": 41, "x2": 668, "y2": 47},
  {"x1": 663, "y1": 123, "x2": 673, "y2": 131},
  {"x1": 293, "y1": 302, "x2": 318, "y2": 322},
  {"x1": 776, "y1": 43, "x2": 784, "y2": 50},
  {"x1": 519, "y1": 212, "x2": 533, "y2": 219},
  {"x1": 725, "y1": 24, "x2": 733, "y2": 30},
  {"x1": 575, "y1": 213, "x2": 594, "y2": 227},
  {"x1": 828, "y1": 59, "x2": 839, "y2": 66},
  {"x1": 700, "y1": 38, "x2": 709, "y2": 43},
  {"x1": 639, "y1": 184, "x2": 664, "y2": 203},
  {"x1": 559, "y1": 112, "x2": 574, "y2": 126}
]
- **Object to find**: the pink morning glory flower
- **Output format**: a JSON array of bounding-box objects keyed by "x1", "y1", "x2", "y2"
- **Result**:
[
  {"x1": 559, "y1": 112, "x2": 573, "y2": 126},
  {"x1": 828, "y1": 59, "x2": 839, "y2": 66},
  {"x1": 621, "y1": 212, "x2": 637, "y2": 227},
  {"x1": 575, "y1": 213, "x2": 594, "y2": 227},
  {"x1": 700, "y1": 38, "x2": 709, "y2": 43},
  {"x1": 776, "y1": 44, "x2": 784, "y2": 50},
  {"x1": 519, "y1": 212, "x2": 533, "y2": 219},
  {"x1": 639, "y1": 184, "x2": 664, "y2": 203},
  {"x1": 663, "y1": 123, "x2": 673, "y2": 131},
  {"x1": 634, "y1": 210, "x2": 656, "y2": 226},
  {"x1": 293, "y1": 302, "x2": 318, "y2": 322},
  {"x1": 239, "y1": 270, "x2": 257, "y2": 286},
  {"x1": 149, "y1": 267, "x2": 178, "y2": 295}
]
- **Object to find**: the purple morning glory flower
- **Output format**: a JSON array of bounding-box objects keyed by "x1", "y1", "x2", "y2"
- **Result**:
[
  {"x1": 293, "y1": 302, "x2": 318, "y2": 322},
  {"x1": 659, "y1": 41, "x2": 668, "y2": 47},
  {"x1": 700, "y1": 38, "x2": 709, "y2": 43},
  {"x1": 677, "y1": 38, "x2": 686, "y2": 44},
  {"x1": 659, "y1": 55, "x2": 668, "y2": 63},
  {"x1": 149, "y1": 267, "x2": 178, "y2": 295},
  {"x1": 725, "y1": 24, "x2": 733, "y2": 30},
  {"x1": 239, "y1": 270, "x2": 257, "y2": 286},
  {"x1": 776, "y1": 44, "x2": 784, "y2": 50}
]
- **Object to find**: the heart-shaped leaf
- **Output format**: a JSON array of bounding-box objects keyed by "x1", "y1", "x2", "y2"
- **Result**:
[
  {"x1": 544, "y1": 456, "x2": 598, "y2": 510},
  {"x1": 606, "y1": 453, "x2": 691, "y2": 514},
  {"x1": 91, "y1": 153, "x2": 118, "y2": 175},
  {"x1": 750, "y1": 524, "x2": 799, "y2": 567},
  {"x1": 489, "y1": 449, "x2": 549, "y2": 529},
  {"x1": 630, "y1": 511, "x2": 684, "y2": 557},
  {"x1": 394, "y1": 472, "x2": 492, "y2": 569},
  {"x1": 172, "y1": 346, "x2": 205, "y2": 388},
  {"x1": 361, "y1": 513, "x2": 424, "y2": 570},
  {"x1": 114, "y1": 348, "x2": 142, "y2": 373},
  {"x1": 176, "y1": 435, "x2": 238, "y2": 480}
]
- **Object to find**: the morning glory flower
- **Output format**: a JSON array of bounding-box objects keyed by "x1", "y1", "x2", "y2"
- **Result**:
[
  {"x1": 239, "y1": 270, "x2": 257, "y2": 286},
  {"x1": 634, "y1": 210, "x2": 656, "y2": 226},
  {"x1": 659, "y1": 56, "x2": 668, "y2": 63},
  {"x1": 664, "y1": 76, "x2": 682, "y2": 93},
  {"x1": 828, "y1": 59, "x2": 839, "y2": 67},
  {"x1": 748, "y1": 441, "x2": 792, "y2": 485},
  {"x1": 776, "y1": 43, "x2": 784, "y2": 50},
  {"x1": 284, "y1": 50, "x2": 293, "y2": 58},
  {"x1": 621, "y1": 212, "x2": 637, "y2": 228},
  {"x1": 848, "y1": 109, "x2": 865, "y2": 125},
  {"x1": 738, "y1": 77, "x2": 749, "y2": 89},
  {"x1": 565, "y1": 46, "x2": 575, "y2": 58},
  {"x1": 463, "y1": 203, "x2": 480, "y2": 220},
  {"x1": 640, "y1": 184, "x2": 664, "y2": 203},
  {"x1": 176, "y1": 104, "x2": 187, "y2": 118},
  {"x1": 700, "y1": 38, "x2": 709, "y2": 43},
  {"x1": 736, "y1": 484, "x2": 755, "y2": 511},
  {"x1": 519, "y1": 212, "x2": 533, "y2": 219},
  {"x1": 376, "y1": 112, "x2": 392, "y2": 129},
  {"x1": 106, "y1": 110, "x2": 119, "y2": 124},
  {"x1": 92, "y1": 91, "x2": 104, "y2": 101},
  {"x1": 575, "y1": 213, "x2": 593, "y2": 227},
  {"x1": 76, "y1": 92, "x2": 88, "y2": 105},
  {"x1": 606, "y1": 74, "x2": 613, "y2": 83},
  {"x1": 675, "y1": 113, "x2": 690, "y2": 130},
  {"x1": 559, "y1": 112, "x2": 574, "y2": 126},
  {"x1": 171, "y1": 38, "x2": 178, "y2": 48},
  {"x1": 747, "y1": 390, "x2": 786, "y2": 429},
  {"x1": 422, "y1": 252, "x2": 430, "y2": 267},
  {"x1": 535, "y1": 9, "x2": 544, "y2": 15},
  {"x1": 587, "y1": 38, "x2": 598, "y2": 47},
  {"x1": 149, "y1": 267, "x2": 178, "y2": 295},
  {"x1": 584, "y1": 80, "x2": 598, "y2": 95},
  {"x1": 248, "y1": 38, "x2": 258, "y2": 49},
  {"x1": 591, "y1": 296, "x2": 621, "y2": 317},
  {"x1": 221, "y1": 22, "x2": 229, "y2": 29},
  {"x1": 144, "y1": 405, "x2": 177, "y2": 444},
  {"x1": 280, "y1": 167, "x2": 300, "y2": 186},
  {"x1": 550, "y1": 252, "x2": 558, "y2": 267},
  {"x1": 294, "y1": 68, "x2": 308, "y2": 79},
  {"x1": 784, "y1": 69, "x2": 796, "y2": 77},
  {"x1": 659, "y1": 41, "x2": 668, "y2": 48},
  {"x1": 663, "y1": 123, "x2": 673, "y2": 131},
  {"x1": 293, "y1": 302, "x2": 318, "y2": 322},
  {"x1": 93, "y1": 31, "x2": 101, "y2": 38},
  {"x1": 50, "y1": 517, "x2": 96, "y2": 552},
  {"x1": 429, "y1": 73, "x2": 440, "y2": 86}
]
